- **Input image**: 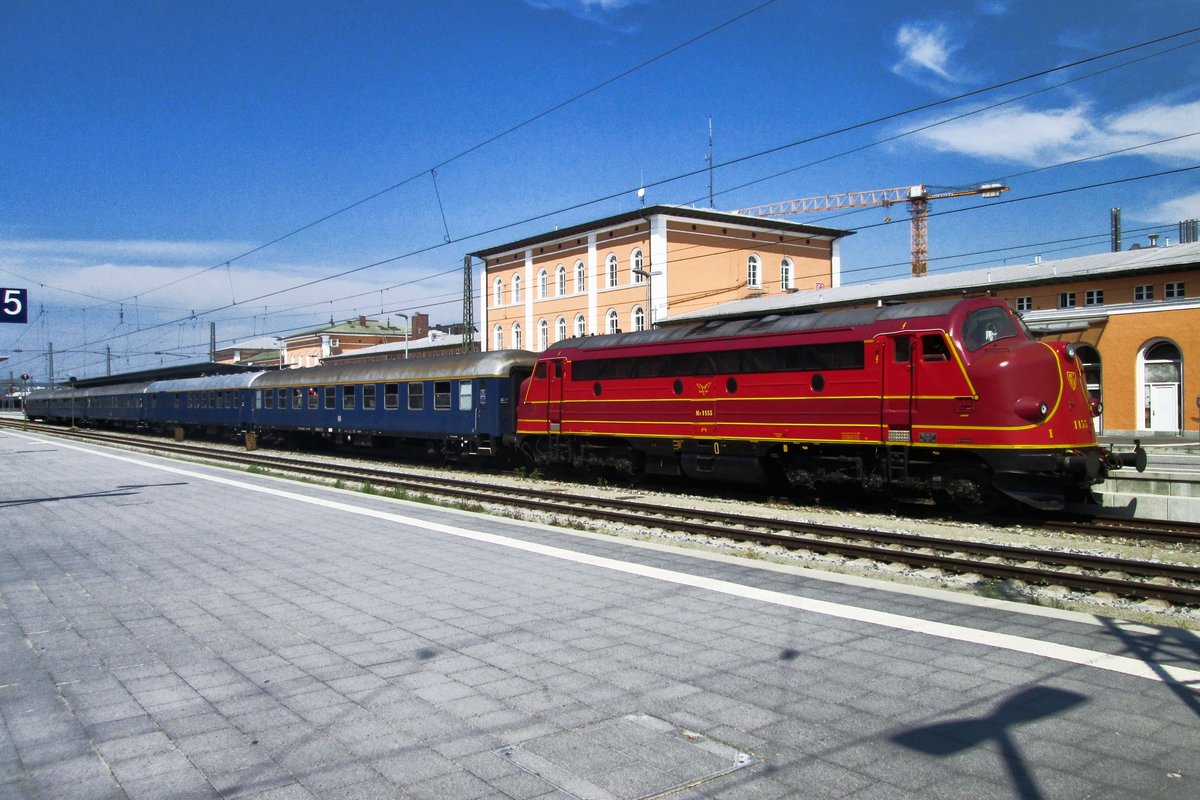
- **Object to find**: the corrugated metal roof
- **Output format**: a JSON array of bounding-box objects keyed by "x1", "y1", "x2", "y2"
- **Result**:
[{"x1": 664, "y1": 241, "x2": 1200, "y2": 324}]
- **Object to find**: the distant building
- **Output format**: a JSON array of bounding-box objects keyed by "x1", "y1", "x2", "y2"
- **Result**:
[
  {"x1": 666, "y1": 240, "x2": 1200, "y2": 438},
  {"x1": 213, "y1": 336, "x2": 280, "y2": 368},
  {"x1": 323, "y1": 324, "x2": 479, "y2": 364},
  {"x1": 471, "y1": 204, "x2": 851, "y2": 353},
  {"x1": 279, "y1": 315, "x2": 421, "y2": 368}
]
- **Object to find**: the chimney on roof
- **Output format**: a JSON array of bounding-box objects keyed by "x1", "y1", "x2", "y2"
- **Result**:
[
  {"x1": 412, "y1": 312, "x2": 429, "y2": 340},
  {"x1": 358, "y1": 315, "x2": 367, "y2": 327},
  {"x1": 1148, "y1": 234, "x2": 1159, "y2": 248}
]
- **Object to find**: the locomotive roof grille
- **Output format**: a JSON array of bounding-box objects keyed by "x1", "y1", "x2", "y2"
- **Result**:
[{"x1": 568, "y1": 298, "x2": 964, "y2": 352}]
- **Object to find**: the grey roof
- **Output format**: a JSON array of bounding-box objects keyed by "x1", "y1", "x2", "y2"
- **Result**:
[
  {"x1": 250, "y1": 351, "x2": 537, "y2": 388},
  {"x1": 469, "y1": 204, "x2": 853, "y2": 260},
  {"x1": 150, "y1": 372, "x2": 267, "y2": 393},
  {"x1": 665, "y1": 241, "x2": 1200, "y2": 324},
  {"x1": 322, "y1": 330, "x2": 470, "y2": 361}
]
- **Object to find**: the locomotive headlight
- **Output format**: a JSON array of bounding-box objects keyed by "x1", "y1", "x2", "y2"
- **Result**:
[
  {"x1": 1090, "y1": 399, "x2": 1103, "y2": 417},
  {"x1": 1064, "y1": 343, "x2": 1078, "y2": 362},
  {"x1": 1015, "y1": 396, "x2": 1049, "y2": 421}
]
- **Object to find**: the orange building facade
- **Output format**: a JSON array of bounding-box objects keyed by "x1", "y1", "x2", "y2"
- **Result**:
[{"x1": 472, "y1": 205, "x2": 850, "y2": 353}]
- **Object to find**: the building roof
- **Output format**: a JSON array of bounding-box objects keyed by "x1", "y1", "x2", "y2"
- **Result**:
[
  {"x1": 664, "y1": 241, "x2": 1200, "y2": 324},
  {"x1": 468, "y1": 204, "x2": 853, "y2": 260},
  {"x1": 286, "y1": 318, "x2": 409, "y2": 339},
  {"x1": 217, "y1": 335, "x2": 280, "y2": 352},
  {"x1": 322, "y1": 329, "x2": 473, "y2": 361}
]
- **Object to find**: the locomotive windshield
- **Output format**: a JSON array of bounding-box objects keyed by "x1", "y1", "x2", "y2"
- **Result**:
[{"x1": 962, "y1": 306, "x2": 1021, "y2": 351}]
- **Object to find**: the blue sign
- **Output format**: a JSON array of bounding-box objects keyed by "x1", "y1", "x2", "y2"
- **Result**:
[{"x1": 1, "y1": 288, "x2": 27, "y2": 324}]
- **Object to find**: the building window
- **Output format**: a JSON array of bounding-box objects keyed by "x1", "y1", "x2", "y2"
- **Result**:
[
  {"x1": 747, "y1": 254, "x2": 761, "y2": 289},
  {"x1": 1165, "y1": 281, "x2": 1185, "y2": 299},
  {"x1": 1058, "y1": 292, "x2": 1076, "y2": 309},
  {"x1": 1016, "y1": 296, "x2": 1032, "y2": 312},
  {"x1": 512, "y1": 274, "x2": 522, "y2": 304},
  {"x1": 606, "y1": 254, "x2": 618, "y2": 288},
  {"x1": 574, "y1": 313, "x2": 586, "y2": 338},
  {"x1": 575, "y1": 260, "x2": 586, "y2": 293},
  {"x1": 1085, "y1": 289, "x2": 1104, "y2": 306},
  {"x1": 556, "y1": 316, "x2": 567, "y2": 342},
  {"x1": 512, "y1": 322, "x2": 523, "y2": 350},
  {"x1": 493, "y1": 325, "x2": 503, "y2": 351},
  {"x1": 780, "y1": 258, "x2": 794, "y2": 291},
  {"x1": 632, "y1": 249, "x2": 645, "y2": 283},
  {"x1": 538, "y1": 318, "x2": 549, "y2": 350},
  {"x1": 537, "y1": 269, "x2": 548, "y2": 300},
  {"x1": 632, "y1": 306, "x2": 646, "y2": 332},
  {"x1": 1134, "y1": 284, "x2": 1153, "y2": 302},
  {"x1": 606, "y1": 309, "x2": 619, "y2": 334},
  {"x1": 556, "y1": 265, "x2": 567, "y2": 296},
  {"x1": 493, "y1": 277, "x2": 503, "y2": 307}
]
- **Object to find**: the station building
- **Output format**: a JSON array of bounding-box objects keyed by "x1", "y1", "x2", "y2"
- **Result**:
[
  {"x1": 665, "y1": 240, "x2": 1200, "y2": 439},
  {"x1": 470, "y1": 205, "x2": 851, "y2": 352}
]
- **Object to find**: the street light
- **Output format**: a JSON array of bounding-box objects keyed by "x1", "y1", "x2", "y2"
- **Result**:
[
  {"x1": 631, "y1": 269, "x2": 663, "y2": 328},
  {"x1": 393, "y1": 313, "x2": 410, "y2": 358}
]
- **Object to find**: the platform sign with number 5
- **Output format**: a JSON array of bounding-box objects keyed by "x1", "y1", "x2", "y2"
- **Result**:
[{"x1": 1, "y1": 288, "x2": 28, "y2": 324}]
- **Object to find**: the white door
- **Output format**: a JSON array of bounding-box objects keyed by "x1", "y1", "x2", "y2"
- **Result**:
[{"x1": 1149, "y1": 383, "x2": 1180, "y2": 433}]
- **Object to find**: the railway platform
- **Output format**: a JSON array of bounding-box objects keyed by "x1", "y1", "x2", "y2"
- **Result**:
[
  {"x1": 1, "y1": 427, "x2": 1198, "y2": 799},
  {"x1": 1097, "y1": 436, "x2": 1200, "y2": 521}
]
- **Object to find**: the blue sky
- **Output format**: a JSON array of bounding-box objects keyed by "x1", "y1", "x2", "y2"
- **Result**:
[{"x1": 3, "y1": 0, "x2": 1200, "y2": 381}]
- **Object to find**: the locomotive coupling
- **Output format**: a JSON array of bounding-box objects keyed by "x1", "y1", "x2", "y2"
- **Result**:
[{"x1": 1104, "y1": 439, "x2": 1148, "y2": 473}]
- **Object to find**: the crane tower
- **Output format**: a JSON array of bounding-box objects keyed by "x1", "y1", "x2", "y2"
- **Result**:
[{"x1": 735, "y1": 183, "x2": 1008, "y2": 277}]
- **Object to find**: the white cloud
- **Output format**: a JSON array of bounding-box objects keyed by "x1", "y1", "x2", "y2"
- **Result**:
[
  {"x1": 523, "y1": 0, "x2": 647, "y2": 28},
  {"x1": 910, "y1": 99, "x2": 1200, "y2": 165},
  {"x1": 1148, "y1": 191, "x2": 1200, "y2": 222},
  {"x1": 893, "y1": 22, "x2": 962, "y2": 83}
]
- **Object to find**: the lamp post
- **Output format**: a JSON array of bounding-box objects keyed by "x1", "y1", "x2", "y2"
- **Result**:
[
  {"x1": 394, "y1": 313, "x2": 410, "y2": 358},
  {"x1": 68, "y1": 375, "x2": 77, "y2": 429},
  {"x1": 630, "y1": 269, "x2": 663, "y2": 329}
]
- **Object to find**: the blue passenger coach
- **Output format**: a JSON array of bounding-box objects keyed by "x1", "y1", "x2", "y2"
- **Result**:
[
  {"x1": 247, "y1": 351, "x2": 536, "y2": 458},
  {"x1": 146, "y1": 372, "x2": 264, "y2": 433},
  {"x1": 25, "y1": 381, "x2": 152, "y2": 428}
]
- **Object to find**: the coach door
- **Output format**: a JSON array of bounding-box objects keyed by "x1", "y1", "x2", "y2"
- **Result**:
[
  {"x1": 543, "y1": 358, "x2": 566, "y2": 434},
  {"x1": 880, "y1": 334, "x2": 914, "y2": 443}
]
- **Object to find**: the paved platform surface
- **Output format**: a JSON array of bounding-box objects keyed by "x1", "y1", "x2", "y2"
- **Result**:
[{"x1": 2, "y1": 429, "x2": 1198, "y2": 799}]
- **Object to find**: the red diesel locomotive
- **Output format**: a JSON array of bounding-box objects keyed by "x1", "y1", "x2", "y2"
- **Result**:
[{"x1": 513, "y1": 296, "x2": 1143, "y2": 511}]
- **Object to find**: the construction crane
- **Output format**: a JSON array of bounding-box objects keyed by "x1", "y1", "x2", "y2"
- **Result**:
[{"x1": 734, "y1": 183, "x2": 1009, "y2": 277}]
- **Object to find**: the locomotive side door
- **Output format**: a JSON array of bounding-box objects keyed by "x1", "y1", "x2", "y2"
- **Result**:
[
  {"x1": 543, "y1": 358, "x2": 566, "y2": 434},
  {"x1": 880, "y1": 334, "x2": 914, "y2": 442}
]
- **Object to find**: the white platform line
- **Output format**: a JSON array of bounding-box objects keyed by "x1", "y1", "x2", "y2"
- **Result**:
[{"x1": 18, "y1": 433, "x2": 1200, "y2": 688}]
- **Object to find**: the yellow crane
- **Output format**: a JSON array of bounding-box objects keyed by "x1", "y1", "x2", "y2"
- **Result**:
[{"x1": 735, "y1": 183, "x2": 1009, "y2": 277}]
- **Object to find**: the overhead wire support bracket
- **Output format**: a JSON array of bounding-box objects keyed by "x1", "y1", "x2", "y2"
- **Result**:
[{"x1": 431, "y1": 169, "x2": 451, "y2": 243}]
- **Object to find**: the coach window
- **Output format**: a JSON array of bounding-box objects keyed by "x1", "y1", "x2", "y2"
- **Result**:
[
  {"x1": 292, "y1": 388, "x2": 303, "y2": 409},
  {"x1": 278, "y1": 388, "x2": 287, "y2": 409},
  {"x1": 921, "y1": 334, "x2": 949, "y2": 362},
  {"x1": 307, "y1": 388, "x2": 318, "y2": 409},
  {"x1": 407, "y1": 383, "x2": 424, "y2": 411},
  {"x1": 174, "y1": 393, "x2": 181, "y2": 409},
  {"x1": 434, "y1": 381, "x2": 452, "y2": 411},
  {"x1": 459, "y1": 381, "x2": 473, "y2": 412},
  {"x1": 342, "y1": 385, "x2": 355, "y2": 410},
  {"x1": 264, "y1": 390, "x2": 273, "y2": 410},
  {"x1": 217, "y1": 391, "x2": 224, "y2": 409},
  {"x1": 384, "y1": 383, "x2": 399, "y2": 410},
  {"x1": 324, "y1": 386, "x2": 336, "y2": 409},
  {"x1": 363, "y1": 385, "x2": 377, "y2": 410}
]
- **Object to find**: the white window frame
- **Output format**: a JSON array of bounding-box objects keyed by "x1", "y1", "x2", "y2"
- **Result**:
[
  {"x1": 556, "y1": 265, "x2": 567, "y2": 297},
  {"x1": 605, "y1": 308, "x2": 619, "y2": 334},
  {"x1": 493, "y1": 324, "x2": 503, "y2": 350},
  {"x1": 632, "y1": 248, "x2": 645, "y2": 284},
  {"x1": 512, "y1": 321, "x2": 523, "y2": 350},
  {"x1": 632, "y1": 305, "x2": 646, "y2": 332},
  {"x1": 574, "y1": 313, "x2": 586, "y2": 338},
  {"x1": 537, "y1": 269, "x2": 548, "y2": 300},
  {"x1": 556, "y1": 316, "x2": 567, "y2": 342},
  {"x1": 493, "y1": 277, "x2": 503, "y2": 307},
  {"x1": 512, "y1": 274, "x2": 522, "y2": 304},
  {"x1": 574, "y1": 260, "x2": 586, "y2": 293},
  {"x1": 538, "y1": 318, "x2": 548, "y2": 350},
  {"x1": 747, "y1": 254, "x2": 761, "y2": 289},
  {"x1": 606, "y1": 253, "x2": 618, "y2": 288},
  {"x1": 780, "y1": 258, "x2": 793, "y2": 291}
]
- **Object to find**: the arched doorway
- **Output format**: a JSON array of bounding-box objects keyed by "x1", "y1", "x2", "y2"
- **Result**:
[
  {"x1": 1075, "y1": 345, "x2": 1102, "y2": 434},
  {"x1": 1140, "y1": 340, "x2": 1183, "y2": 434}
]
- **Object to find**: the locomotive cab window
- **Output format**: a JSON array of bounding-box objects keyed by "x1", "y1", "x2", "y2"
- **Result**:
[
  {"x1": 921, "y1": 335, "x2": 949, "y2": 362},
  {"x1": 893, "y1": 336, "x2": 912, "y2": 363},
  {"x1": 962, "y1": 307, "x2": 1019, "y2": 351}
]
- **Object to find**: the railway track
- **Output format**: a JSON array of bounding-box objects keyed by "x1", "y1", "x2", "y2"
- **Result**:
[{"x1": 6, "y1": 419, "x2": 1200, "y2": 608}]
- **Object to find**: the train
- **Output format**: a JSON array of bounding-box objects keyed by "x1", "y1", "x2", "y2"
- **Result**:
[{"x1": 24, "y1": 297, "x2": 1144, "y2": 512}]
